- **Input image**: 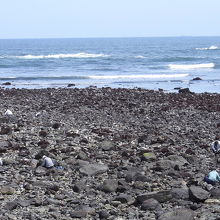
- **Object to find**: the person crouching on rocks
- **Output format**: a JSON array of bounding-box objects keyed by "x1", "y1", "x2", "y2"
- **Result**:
[
  {"x1": 42, "y1": 155, "x2": 54, "y2": 168},
  {"x1": 212, "y1": 140, "x2": 220, "y2": 163},
  {"x1": 204, "y1": 170, "x2": 220, "y2": 185}
]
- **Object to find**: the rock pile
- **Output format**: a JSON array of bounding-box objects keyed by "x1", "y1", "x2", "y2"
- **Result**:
[{"x1": 0, "y1": 87, "x2": 220, "y2": 219}]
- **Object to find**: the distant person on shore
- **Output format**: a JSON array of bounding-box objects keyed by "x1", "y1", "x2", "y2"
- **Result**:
[
  {"x1": 42, "y1": 155, "x2": 54, "y2": 168},
  {"x1": 204, "y1": 170, "x2": 220, "y2": 185}
]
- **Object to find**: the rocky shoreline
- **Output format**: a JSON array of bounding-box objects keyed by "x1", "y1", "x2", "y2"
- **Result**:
[{"x1": 0, "y1": 87, "x2": 220, "y2": 219}]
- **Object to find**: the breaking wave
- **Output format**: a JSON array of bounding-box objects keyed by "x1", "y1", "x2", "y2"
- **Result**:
[
  {"x1": 134, "y1": 55, "x2": 146, "y2": 59},
  {"x1": 0, "y1": 74, "x2": 189, "y2": 81},
  {"x1": 196, "y1": 45, "x2": 219, "y2": 50},
  {"x1": 14, "y1": 53, "x2": 109, "y2": 59},
  {"x1": 169, "y1": 63, "x2": 215, "y2": 70},
  {"x1": 89, "y1": 74, "x2": 189, "y2": 79}
]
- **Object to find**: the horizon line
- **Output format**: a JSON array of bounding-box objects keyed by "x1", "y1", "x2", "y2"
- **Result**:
[{"x1": 0, "y1": 35, "x2": 220, "y2": 40}]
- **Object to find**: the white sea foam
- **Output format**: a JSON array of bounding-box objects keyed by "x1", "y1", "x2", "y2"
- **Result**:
[
  {"x1": 196, "y1": 45, "x2": 219, "y2": 50},
  {"x1": 89, "y1": 74, "x2": 189, "y2": 79},
  {"x1": 134, "y1": 55, "x2": 146, "y2": 59},
  {"x1": 15, "y1": 53, "x2": 109, "y2": 59},
  {"x1": 169, "y1": 63, "x2": 215, "y2": 70}
]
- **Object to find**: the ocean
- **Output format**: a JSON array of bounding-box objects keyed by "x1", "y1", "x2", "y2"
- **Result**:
[{"x1": 0, "y1": 37, "x2": 220, "y2": 93}]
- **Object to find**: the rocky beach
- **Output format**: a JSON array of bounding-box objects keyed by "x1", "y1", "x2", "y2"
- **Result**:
[{"x1": 0, "y1": 87, "x2": 220, "y2": 219}]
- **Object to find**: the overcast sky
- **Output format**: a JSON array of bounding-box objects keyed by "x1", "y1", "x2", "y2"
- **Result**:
[{"x1": 1, "y1": 0, "x2": 220, "y2": 39}]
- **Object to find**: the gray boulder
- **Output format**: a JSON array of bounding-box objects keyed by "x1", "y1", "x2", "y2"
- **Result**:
[
  {"x1": 141, "y1": 198, "x2": 162, "y2": 211},
  {"x1": 137, "y1": 190, "x2": 172, "y2": 204},
  {"x1": 158, "y1": 208, "x2": 195, "y2": 220},
  {"x1": 171, "y1": 187, "x2": 189, "y2": 200},
  {"x1": 79, "y1": 163, "x2": 108, "y2": 176},
  {"x1": 189, "y1": 186, "x2": 210, "y2": 202},
  {"x1": 101, "y1": 179, "x2": 118, "y2": 193}
]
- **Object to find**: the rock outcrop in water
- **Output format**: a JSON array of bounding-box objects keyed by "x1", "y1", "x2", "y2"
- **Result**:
[{"x1": 0, "y1": 87, "x2": 220, "y2": 219}]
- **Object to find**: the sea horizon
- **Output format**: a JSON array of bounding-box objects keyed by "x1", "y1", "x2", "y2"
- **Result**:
[{"x1": 0, "y1": 36, "x2": 220, "y2": 93}]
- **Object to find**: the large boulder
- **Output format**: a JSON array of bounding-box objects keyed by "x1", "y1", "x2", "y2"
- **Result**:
[
  {"x1": 189, "y1": 186, "x2": 210, "y2": 202},
  {"x1": 100, "y1": 140, "x2": 115, "y2": 151},
  {"x1": 79, "y1": 163, "x2": 108, "y2": 176},
  {"x1": 210, "y1": 188, "x2": 220, "y2": 199},
  {"x1": 141, "y1": 198, "x2": 161, "y2": 211},
  {"x1": 136, "y1": 190, "x2": 172, "y2": 204},
  {"x1": 101, "y1": 179, "x2": 118, "y2": 193},
  {"x1": 171, "y1": 187, "x2": 189, "y2": 200}
]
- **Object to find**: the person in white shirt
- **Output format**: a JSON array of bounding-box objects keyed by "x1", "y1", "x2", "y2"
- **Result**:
[
  {"x1": 41, "y1": 155, "x2": 54, "y2": 168},
  {"x1": 212, "y1": 140, "x2": 220, "y2": 154}
]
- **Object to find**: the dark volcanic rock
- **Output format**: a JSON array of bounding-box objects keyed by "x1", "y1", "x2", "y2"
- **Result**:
[
  {"x1": 192, "y1": 77, "x2": 202, "y2": 80},
  {"x1": 2, "y1": 82, "x2": 11, "y2": 85},
  {"x1": 179, "y1": 88, "x2": 192, "y2": 94},
  {"x1": 136, "y1": 191, "x2": 172, "y2": 204},
  {"x1": 70, "y1": 210, "x2": 88, "y2": 218},
  {"x1": 101, "y1": 140, "x2": 115, "y2": 151},
  {"x1": 101, "y1": 179, "x2": 118, "y2": 193},
  {"x1": 99, "y1": 210, "x2": 110, "y2": 219},
  {"x1": 113, "y1": 193, "x2": 134, "y2": 204},
  {"x1": 189, "y1": 186, "x2": 210, "y2": 202},
  {"x1": 67, "y1": 83, "x2": 75, "y2": 87},
  {"x1": 210, "y1": 188, "x2": 220, "y2": 199},
  {"x1": 0, "y1": 125, "x2": 12, "y2": 135},
  {"x1": 171, "y1": 187, "x2": 189, "y2": 200},
  {"x1": 141, "y1": 198, "x2": 162, "y2": 211},
  {"x1": 4, "y1": 200, "x2": 18, "y2": 210},
  {"x1": 79, "y1": 163, "x2": 108, "y2": 176}
]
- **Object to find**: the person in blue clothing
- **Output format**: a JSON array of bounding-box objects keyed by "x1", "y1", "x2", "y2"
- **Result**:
[{"x1": 204, "y1": 170, "x2": 220, "y2": 185}]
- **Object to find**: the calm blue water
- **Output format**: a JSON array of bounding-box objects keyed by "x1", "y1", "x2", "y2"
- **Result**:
[{"x1": 0, "y1": 37, "x2": 220, "y2": 92}]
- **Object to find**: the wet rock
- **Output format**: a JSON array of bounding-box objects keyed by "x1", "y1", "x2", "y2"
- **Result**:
[
  {"x1": 179, "y1": 88, "x2": 192, "y2": 94},
  {"x1": 2, "y1": 82, "x2": 11, "y2": 85},
  {"x1": 52, "y1": 122, "x2": 61, "y2": 129},
  {"x1": 67, "y1": 83, "x2": 75, "y2": 87},
  {"x1": 192, "y1": 77, "x2": 202, "y2": 80}
]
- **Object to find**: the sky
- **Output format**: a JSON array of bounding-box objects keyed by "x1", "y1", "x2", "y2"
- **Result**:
[{"x1": 1, "y1": 0, "x2": 220, "y2": 39}]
